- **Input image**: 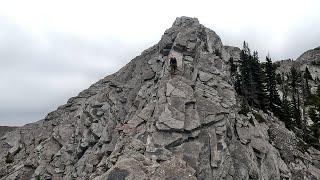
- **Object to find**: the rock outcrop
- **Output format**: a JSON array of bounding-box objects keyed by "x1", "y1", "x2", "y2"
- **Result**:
[
  {"x1": 1, "y1": 17, "x2": 319, "y2": 180},
  {"x1": 0, "y1": 126, "x2": 16, "y2": 138},
  {"x1": 276, "y1": 46, "x2": 320, "y2": 81}
]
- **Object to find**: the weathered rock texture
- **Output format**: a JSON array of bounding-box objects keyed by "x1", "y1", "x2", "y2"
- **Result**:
[
  {"x1": 1, "y1": 17, "x2": 319, "y2": 180},
  {"x1": 276, "y1": 46, "x2": 320, "y2": 81},
  {"x1": 0, "y1": 126, "x2": 16, "y2": 138}
]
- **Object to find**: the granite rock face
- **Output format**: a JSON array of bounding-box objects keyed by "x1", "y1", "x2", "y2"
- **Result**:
[
  {"x1": 0, "y1": 17, "x2": 319, "y2": 180},
  {"x1": 276, "y1": 46, "x2": 320, "y2": 82},
  {"x1": 0, "y1": 126, "x2": 16, "y2": 138}
]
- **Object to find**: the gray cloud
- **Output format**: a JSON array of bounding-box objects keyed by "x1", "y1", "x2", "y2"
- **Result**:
[
  {"x1": 0, "y1": 0, "x2": 320, "y2": 126},
  {"x1": 0, "y1": 17, "x2": 154, "y2": 126}
]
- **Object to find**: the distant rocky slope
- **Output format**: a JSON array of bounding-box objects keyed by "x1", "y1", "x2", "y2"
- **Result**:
[
  {"x1": 276, "y1": 46, "x2": 320, "y2": 81},
  {"x1": 0, "y1": 126, "x2": 16, "y2": 138},
  {"x1": 1, "y1": 17, "x2": 319, "y2": 180}
]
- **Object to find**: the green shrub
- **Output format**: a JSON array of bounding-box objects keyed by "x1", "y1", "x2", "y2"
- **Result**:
[
  {"x1": 297, "y1": 139, "x2": 311, "y2": 152},
  {"x1": 239, "y1": 99, "x2": 250, "y2": 115},
  {"x1": 214, "y1": 49, "x2": 221, "y2": 57},
  {"x1": 5, "y1": 152, "x2": 13, "y2": 164},
  {"x1": 311, "y1": 60, "x2": 320, "y2": 66},
  {"x1": 310, "y1": 122, "x2": 320, "y2": 138},
  {"x1": 253, "y1": 112, "x2": 265, "y2": 123},
  {"x1": 248, "y1": 117, "x2": 255, "y2": 125}
]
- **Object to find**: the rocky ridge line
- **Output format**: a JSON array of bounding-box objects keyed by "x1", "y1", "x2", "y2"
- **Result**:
[{"x1": 0, "y1": 17, "x2": 319, "y2": 180}]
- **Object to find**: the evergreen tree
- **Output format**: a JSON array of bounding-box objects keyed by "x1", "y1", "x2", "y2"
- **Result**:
[
  {"x1": 229, "y1": 57, "x2": 237, "y2": 75},
  {"x1": 237, "y1": 41, "x2": 267, "y2": 111},
  {"x1": 265, "y1": 54, "x2": 282, "y2": 116},
  {"x1": 289, "y1": 66, "x2": 302, "y2": 126},
  {"x1": 281, "y1": 98, "x2": 294, "y2": 129},
  {"x1": 306, "y1": 85, "x2": 320, "y2": 146},
  {"x1": 304, "y1": 66, "x2": 313, "y2": 80},
  {"x1": 252, "y1": 51, "x2": 267, "y2": 110},
  {"x1": 281, "y1": 73, "x2": 290, "y2": 99},
  {"x1": 309, "y1": 107, "x2": 320, "y2": 124},
  {"x1": 317, "y1": 85, "x2": 320, "y2": 96},
  {"x1": 315, "y1": 85, "x2": 320, "y2": 112},
  {"x1": 235, "y1": 74, "x2": 242, "y2": 95},
  {"x1": 239, "y1": 41, "x2": 253, "y2": 105},
  {"x1": 276, "y1": 73, "x2": 282, "y2": 84},
  {"x1": 304, "y1": 66, "x2": 313, "y2": 96}
]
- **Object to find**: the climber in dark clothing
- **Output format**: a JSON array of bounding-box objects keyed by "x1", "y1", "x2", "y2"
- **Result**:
[{"x1": 170, "y1": 56, "x2": 177, "y2": 74}]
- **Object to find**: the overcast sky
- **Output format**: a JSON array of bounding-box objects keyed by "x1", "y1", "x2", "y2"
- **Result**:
[{"x1": 0, "y1": 0, "x2": 320, "y2": 126}]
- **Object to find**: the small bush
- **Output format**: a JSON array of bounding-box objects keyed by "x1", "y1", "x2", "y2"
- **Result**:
[
  {"x1": 311, "y1": 60, "x2": 320, "y2": 66},
  {"x1": 214, "y1": 49, "x2": 221, "y2": 57},
  {"x1": 310, "y1": 122, "x2": 320, "y2": 139},
  {"x1": 297, "y1": 139, "x2": 311, "y2": 152},
  {"x1": 239, "y1": 100, "x2": 250, "y2": 115},
  {"x1": 253, "y1": 112, "x2": 265, "y2": 123},
  {"x1": 305, "y1": 135, "x2": 319, "y2": 147},
  {"x1": 5, "y1": 152, "x2": 13, "y2": 164},
  {"x1": 248, "y1": 117, "x2": 255, "y2": 125}
]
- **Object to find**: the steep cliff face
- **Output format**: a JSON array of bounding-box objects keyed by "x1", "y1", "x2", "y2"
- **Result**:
[{"x1": 1, "y1": 17, "x2": 319, "y2": 180}]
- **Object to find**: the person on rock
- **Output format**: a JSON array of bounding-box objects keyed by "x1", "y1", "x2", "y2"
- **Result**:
[{"x1": 169, "y1": 56, "x2": 177, "y2": 75}]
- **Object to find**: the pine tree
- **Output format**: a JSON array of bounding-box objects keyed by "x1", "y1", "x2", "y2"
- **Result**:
[
  {"x1": 229, "y1": 57, "x2": 237, "y2": 75},
  {"x1": 281, "y1": 98, "x2": 294, "y2": 129},
  {"x1": 309, "y1": 107, "x2": 320, "y2": 124},
  {"x1": 237, "y1": 42, "x2": 267, "y2": 111},
  {"x1": 304, "y1": 66, "x2": 313, "y2": 97},
  {"x1": 235, "y1": 74, "x2": 242, "y2": 95},
  {"x1": 239, "y1": 41, "x2": 252, "y2": 106},
  {"x1": 304, "y1": 66, "x2": 313, "y2": 80},
  {"x1": 317, "y1": 85, "x2": 320, "y2": 97},
  {"x1": 289, "y1": 66, "x2": 302, "y2": 127},
  {"x1": 276, "y1": 73, "x2": 282, "y2": 84},
  {"x1": 265, "y1": 54, "x2": 281, "y2": 116},
  {"x1": 315, "y1": 85, "x2": 320, "y2": 113},
  {"x1": 252, "y1": 51, "x2": 267, "y2": 110},
  {"x1": 307, "y1": 85, "x2": 320, "y2": 144}
]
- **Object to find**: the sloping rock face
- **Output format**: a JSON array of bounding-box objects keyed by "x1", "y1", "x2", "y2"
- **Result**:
[
  {"x1": 0, "y1": 126, "x2": 16, "y2": 138},
  {"x1": 276, "y1": 47, "x2": 320, "y2": 81},
  {"x1": 0, "y1": 17, "x2": 319, "y2": 180},
  {"x1": 224, "y1": 46, "x2": 241, "y2": 63}
]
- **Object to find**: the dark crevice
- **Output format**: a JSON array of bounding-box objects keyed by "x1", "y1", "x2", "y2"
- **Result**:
[
  {"x1": 156, "y1": 115, "x2": 226, "y2": 134},
  {"x1": 76, "y1": 146, "x2": 88, "y2": 160},
  {"x1": 165, "y1": 134, "x2": 198, "y2": 150}
]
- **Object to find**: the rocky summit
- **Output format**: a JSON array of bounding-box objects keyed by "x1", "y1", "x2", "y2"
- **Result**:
[{"x1": 1, "y1": 17, "x2": 320, "y2": 180}]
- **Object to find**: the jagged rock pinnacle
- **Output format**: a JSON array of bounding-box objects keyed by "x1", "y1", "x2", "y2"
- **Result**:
[
  {"x1": 172, "y1": 16, "x2": 200, "y2": 27},
  {"x1": 0, "y1": 17, "x2": 319, "y2": 180}
]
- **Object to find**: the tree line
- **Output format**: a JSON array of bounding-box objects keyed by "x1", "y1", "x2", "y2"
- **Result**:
[{"x1": 230, "y1": 42, "x2": 320, "y2": 149}]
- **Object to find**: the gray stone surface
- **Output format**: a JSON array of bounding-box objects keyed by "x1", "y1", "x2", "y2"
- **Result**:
[
  {"x1": 0, "y1": 16, "x2": 319, "y2": 180},
  {"x1": 0, "y1": 126, "x2": 17, "y2": 138}
]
